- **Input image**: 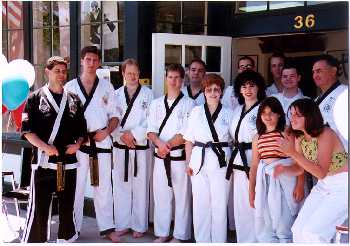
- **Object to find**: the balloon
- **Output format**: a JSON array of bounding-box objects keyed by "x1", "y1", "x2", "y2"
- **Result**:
[
  {"x1": 7, "y1": 59, "x2": 35, "y2": 88},
  {"x1": 333, "y1": 89, "x2": 348, "y2": 141},
  {"x1": 11, "y1": 101, "x2": 26, "y2": 131},
  {"x1": 2, "y1": 75, "x2": 29, "y2": 110},
  {"x1": 2, "y1": 104, "x2": 8, "y2": 114},
  {"x1": 0, "y1": 54, "x2": 8, "y2": 80}
]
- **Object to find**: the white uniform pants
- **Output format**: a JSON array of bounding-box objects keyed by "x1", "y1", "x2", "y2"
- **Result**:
[
  {"x1": 233, "y1": 170, "x2": 257, "y2": 242},
  {"x1": 191, "y1": 167, "x2": 230, "y2": 242},
  {"x1": 74, "y1": 151, "x2": 115, "y2": 235},
  {"x1": 153, "y1": 157, "x2": 191, "y2": 240},
  {"x1": 292, "y1": 172, "x2": 348, "y2": 243},
  {"x1": 112, "y1": 148, "x2": 150, "y2": 233}
]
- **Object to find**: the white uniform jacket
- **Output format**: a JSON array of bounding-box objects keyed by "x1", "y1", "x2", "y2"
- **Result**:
[
  {"x1": 181, "y1": 85, "x2": 205, "y2": 106},
  {"x1": 221, "y1": 86, "x2": 239, "y2": 111}
]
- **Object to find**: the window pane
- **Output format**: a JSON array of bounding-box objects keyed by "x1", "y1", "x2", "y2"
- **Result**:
[
  {"x1": 183, "y1": 1, "x2": 205, "y2": 24},
  {"x1": 182, "y1": 24, "x2": 205, "y2": 35},
  {"x1": 6, "y1": 1, "x2": 23, "y2": 29},
  {"x1": 103, "y1": 1, "x2": 119, "y2": 22},
  {"x1": 269, "y1": 1, "x2": 304, "y2": 10},
  {"x1": 185, "y1": 46, "x2": 202, "y2": 67},
  {"x1": 102, "y1": 22, "x2": 120, "y2": 62},
  {"x1": 52, "y1": 1, "x2": 70, "y2": 27},
  {"x1": 81, "y1": 24, "x2": 101, "y2": 48},
  {"x1": 165, "y1": 45, "x2": 182, "y2": 66},
  {"x1": 206, "y1": 46, "x2": 221, "y2": 72},
  {"x1": 2, "y1": 1, "x2": 7, "y2": 30},
  {"x1": 8, "y1": 30, "x2": 24, "y2": 60},
  {"x1": 155, "y1": 2, "x2": 181, "y2": 24},
  {"x1": 33, "y1": 28, "x2": 51, "y2": 65},
  {"x1": 33, "y1": 1, "x2": 51, "y2": 28},
  {"x1": 238, "y1": 1, "x2": 267, "y2": 12},
  {"x1": 81, "y1": 0, "x2": 102, "y2": 24},
  {"x1": 52, "y1": 27, "x2": 70, "y2": 59},
  {"x1": 34, "y1": 65, "x2": 46, "y2": 90},
  {"x1": 307, "y1": 1, "x2": 333, "y2": 6}
]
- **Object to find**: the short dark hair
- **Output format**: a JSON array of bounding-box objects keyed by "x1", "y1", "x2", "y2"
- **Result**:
[
  {"x1": 201, "y1": 73, "x2": 225, "y2": 93},
  {"x1": 234, "y1": 70, "x2": 266, "y2": 105},
  {"x1": 282, "y1": 60, "x2": 300, "y2": 75},
  {"x1": 288, "y1": 98, "x2": 324, "y2": 137},
  {"x1": 256, "y1": 97, "x2": 286, "y2": 135},
  {"x1": 81, "y1": 46, "x2": 101, "y2": 60},
  {"x1": 121, "y1": 58, "x2": 139, "y2": 73},
  {"x1": 238, "y1": 56, "x2": 255, "y2": 68},
  {"x1": 270, "y1": 52, "x2": 286, "y2": 63},
  {"x1": 46, "y1": 56, "x2": 68, "y2": 70},
  {"x1": 313, "y1": 54, "x2": 340, "y2": 76},
  {"x1": 189, "y1": 58, "x2": 206, "y2": 70},
  {"x1": 166, "y1": 63, "x2": 185, "y2": 79}
]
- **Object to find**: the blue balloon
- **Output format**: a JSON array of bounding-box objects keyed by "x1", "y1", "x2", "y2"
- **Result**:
[{"x1": 2, "y1": 75, "x2": 29, "y2": 110}]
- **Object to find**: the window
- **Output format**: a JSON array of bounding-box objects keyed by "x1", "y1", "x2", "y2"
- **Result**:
[
  {"x1": 32, "y1": 1, "x2": 70, "y2": 89},
  {"x1": 80, "y1": 1, "x2": 124, "y2": 64},
  {"x1": 269, "y1": 1, "x2": 304, "y2": 10},
  {"x1": 237, "y1": 1, "x2": 268, "y2": 13},
  {"x1": 155, "y1": 2, "x2": 207, "y2": 35}
]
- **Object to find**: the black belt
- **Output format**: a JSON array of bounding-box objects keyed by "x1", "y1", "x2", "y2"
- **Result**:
[
  {"x1": 154, "y1": 144, "x2": 185, "y2": 188},
  {"x1": 194, "y1": 141, "x2": 229, "y2": 174},
  {"x1": 226, "y1": 142, "x2": 252, "y2": 180},
  {"x1": 79, "y1": 145, "x2": 112, "y2": 155},
  {"x1": 113, "y1": 141, "x2": 149, "y2": 182}
]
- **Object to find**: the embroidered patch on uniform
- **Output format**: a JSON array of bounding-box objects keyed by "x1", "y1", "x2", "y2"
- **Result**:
[
  {"x1": 141, "y1": 100, "x2": 148, "y2": 110},
  {"x1": 39, "y1": 98, "x2": 51, "y2": 113},
  {"x1": 222, "y1": 117, "x2": 229, "y2": 125},
  {"x1": 249, "y1": 115, "x2": 257, "y2": 125},
  {"x1": 102, "y1": 95, "x2": 108, "y2": 105},
  {"x1": 323, "y1": 97, "x2": 335, "y2": 113},
  {"x1": 22, "y1": 113, "x2": 29, "y2": 122}
]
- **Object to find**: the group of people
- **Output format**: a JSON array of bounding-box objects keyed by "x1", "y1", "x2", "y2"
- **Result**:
[{"x1": 20, "y1": 45, "x2": 348, "y2": 243}]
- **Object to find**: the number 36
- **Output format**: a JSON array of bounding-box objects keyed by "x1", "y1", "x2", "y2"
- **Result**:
[{"x1": 294, "y1": 14, "x2": 315, "y2": 29}]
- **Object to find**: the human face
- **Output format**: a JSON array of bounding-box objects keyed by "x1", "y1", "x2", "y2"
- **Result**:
[
  {"x1": 46, "y1": 64, "x2": 67, "y2": 86},
  {"x1": 240, "y1": 81, "x2": 258, "y2": 102},
  {"x1": 312, "y1": 60, "x2": 337, "y2": 91},
  {"x1": 261, "y1": 106, "x2": 279, "y2": 131},
  {"x1": 270, "y1": 57, "x2": 284, "y2": 80},
  {"x1": 281, "y1": 68, "x2": 300, "y2": 90},
  {"x1": 166, "y1": 70, "x2": 183, "y2": 91},
  {"x1": 204, "y1": 84, "x2": 222, "y2": 105},
  {"x1": 289, "y1": 106, "x2": 305, "y2": 131},
  {"x1": 81, "y1": 52, "x2": 101, "y2": 74},
  {"x1": 123, "y1": 64, "x2": 140, "y2": 87},
  {"x1": 189, "y1": 62, "x2": 205, "y2": 84},
  {"x1": 238, "y1": 59, "x2": 254, "y2": 73}
]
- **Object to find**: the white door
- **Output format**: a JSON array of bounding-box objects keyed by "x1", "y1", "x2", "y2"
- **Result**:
[{"x1": 152, "y1": 33, "x2": 232, "y2": 98}]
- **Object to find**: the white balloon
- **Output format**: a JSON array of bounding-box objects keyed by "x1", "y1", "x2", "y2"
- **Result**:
[
  {"x1": 7, "y1": 59, "x2": 36, "y2": 88},
  {"x1": 333, "y1": 89, "x2": 348, "y2": 141},
  {"x1": 0, "y1": 54, "x2": 8, "y2": 81}
]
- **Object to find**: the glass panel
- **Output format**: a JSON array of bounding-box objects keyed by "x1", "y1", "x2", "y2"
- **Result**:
[
  {"x1": 2, "y1": 1, "x2": 7, "y2": 30},
  {"x1": 33, "y1": 1, "x2": 51, "y2": 28},
  {"x1": 52, "y1": 1, "x2": 70, "y2": 27},
  {"x1": 183, "y1": 1, "x2": 205, "y2": 24},
  {"x1": 155, "y1": 2, "x2": 181, "y2": 24},
  {"x1": 307, "y1": 1, "x2": 333, "y2": 6},
  {"x1": 52, "y1": 27, "x2": 70, "y2": 59},
  {"x1": 182, "y1": 24, "x2": 205, "y2": 35},
  {"x1": 165, "y1": 45, "x2": 182, "y2": 66},
  {"x1": 6, "y1": 1, "x2": 23, "y2": 29},
  {"x1": 206, "y1": 46, "x2": 221, "y2": 72},
  {"x1": 238, "y1": 1, "x2": 267, "y2": 12},
  {"x1": 34, "y1": 65, "x2": 46, "y2": 90},
  {"x1": 103, "y1": 1, "x2": 119, "y2": 22},
  {"x1": 102, "y1": 22, "x2": 120, "y2": 62},
  {"x1": 81, "y1": 0, "x2": 102, "y2": 24},
  {"x1": 81, "y1": 24, "x2": 101, "y2": 48},
  {"x1": 185, "y1": 46, "x2": 202, "y2": 67},
  {"x1": 269, "y1": 1, "x2": 304, "y2": 10},
  {"x1": 8, "y1": 30, "x2": 24, "y2": 60},
  {"x1": 33, "y1": 28, "x2": 51, "y2": 65},
  {"x1": 156, "y1": 22, "x2": 181, "y2": 33},
  {"x1": 2, "y1": 30, "x2": 8, "y2": 58}
]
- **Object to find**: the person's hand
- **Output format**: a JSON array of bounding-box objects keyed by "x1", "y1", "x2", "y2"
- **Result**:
[
  {"x1": 94, "y1": 128, "x2": 109, "y2": 142},
  {"x1": 186, "y1": 166, "x2": 193, "y2": 176},
  {"x1": 293, "y1": 183, "x2": 305, "y2": 202},
  {"x1": 276, "y1": 135, "x2": 295, "y2": 156},
  {"x1": 120, "y1": 131, "x2": 136, "y2": 148},
  {"x1": 157, "y1": 140, "x2": 171, "y2": 158},
  {"x1": 65, "y1": 143, "x2": 80, "y2": 154},
  {"x1": 43, "y1": 144, "x2": 59, "y2": 156},
  {"x1": 273, "y1": 164, "x2": 285, "y2": 178},
  {"x1": 249, "y1": 190, "x2": 255, "y2": 209}
]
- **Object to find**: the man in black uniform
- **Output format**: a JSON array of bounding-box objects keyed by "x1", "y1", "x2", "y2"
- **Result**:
[{"x1": 21, "y1": 56, "x2": 87, "y2": 243}]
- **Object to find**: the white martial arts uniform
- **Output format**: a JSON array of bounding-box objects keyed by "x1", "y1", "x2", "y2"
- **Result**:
[
  {"x1": 254, "y1": 158, "x2": 299, "y2": 243},
  {"x1": 221, "y1": 85, "x2": 239, "y2": 111},
  {"x1": 316, "y1": 83, "x2": 348, "y2": 151},
  {"x1": 65, "y1": 78, "x2": 120, "y2": 236},
  {"x1": 181, "y1": 85, "x2": 205, "y2": 106},
  {"x1": 228, "y1": 103, "x2": 260, "y2": 243},
  {"x1": 147, "y1": 93, "x2": 194, "y2": 240},
  {"x1": 266, "y1": 83, "x2": 279, "y2": 96},
  {"x1": 292, "y1": 171, "x2": 348, "y2": 243},
  {"x1": 183, "y1": 104, "x2": 233, "y2": 242},
  {"x1": 111, "y1": 84, "x2": 153, "y2": 233}
]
